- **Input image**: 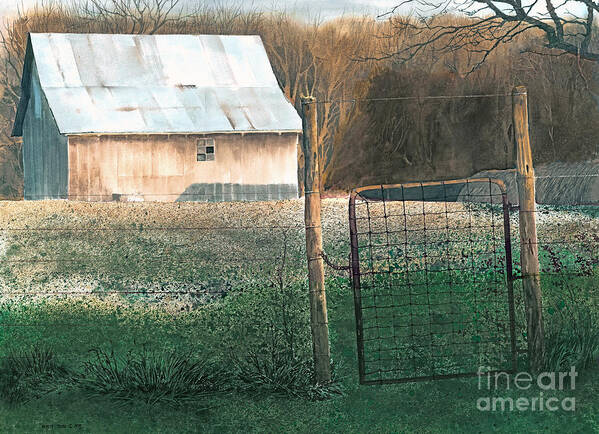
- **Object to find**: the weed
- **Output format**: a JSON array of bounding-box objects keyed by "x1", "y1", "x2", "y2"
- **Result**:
[
  {"x1": 77, "y1": 348, "x2": 227, "y2": 407},
  {"x1": 0, "y1": 346, "x2": 72, "y2": 404},
  {"x1": 544, "y1": 285, "x2": 599, "y2": 372},
  {"x1": 233, "y1": 350, "x2": 343, "y2": 400}
]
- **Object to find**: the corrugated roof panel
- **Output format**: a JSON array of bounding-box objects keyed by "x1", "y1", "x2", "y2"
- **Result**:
[
  {"x1": 188, "y1": 88, "x2": 234, "y2": 132},
  {"x1": 47, "y1": 33, "x2": 82, "y2": 87},
  {"x1": 108, "y1": 36, "x2": 151, "y2": 86},
  {"x1": 261, "y1": 87, "x2": 303, "y2": 131},
  {"x1": 149, "y1": 87, "x2": 195, "y2": 131},
  {"x1": 17, "y1": 33, "x2": 301, "y2": 135},
  {"x1": 154, "y1": 36, "x2": 205, "y2": 87},
  {"x1": 233, "y1": 35, "x2": 280, "y2": 87},
  {"x1": 237, "y1": 87, "x2": 275, "y2": 130},
  {"x1": 68, "y1": 35, "x2": 101, "y2": 86},
  {"x1": 220, "y1": 36, "x2": 259, "y2": 87},
  {"x1": 201, "y1": 35, "x2": 237, "y2": 87},
  {"x1": 44, "y1": 87, "x2": 94, "y2": 132},
  {"x1": 139, "y1": 106, "x2": 173, "y2": 132},
  {"x1": 133, "y1": 36, "x2": 167, "y2": 85},
  {"x1": 85, "y1": 86, "x2": 117, "y2": 126},
  {"x1": 93, "y1": 34, "x2": 133, "y2": 85},
  {"x1": 33, "y1": 35, "x2": 65, "y2": 87},
  {"x1": 218, "y1": 88, "x2": 252, "y2": 130}
]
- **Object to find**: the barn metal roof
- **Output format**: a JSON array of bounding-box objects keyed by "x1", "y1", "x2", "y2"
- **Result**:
[{"x1": 12, "y1": 33, "x2": 302, "y2": 136}]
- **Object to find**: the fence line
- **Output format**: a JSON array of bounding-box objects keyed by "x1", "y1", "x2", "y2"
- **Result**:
[
  {"x1": 304, "y1": 93, "x2": 512, "y2": 104},
  {"x1": 2, "y1": 225, "x2": 304, "y2": 231}
]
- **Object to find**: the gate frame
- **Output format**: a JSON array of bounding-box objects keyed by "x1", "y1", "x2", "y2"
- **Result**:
[{"x1": 348, "y1": 178, "x2": 518, "y2": 385}]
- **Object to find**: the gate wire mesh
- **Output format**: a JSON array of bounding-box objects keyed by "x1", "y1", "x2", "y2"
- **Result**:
[{"x1": 349, "y1": 178, "x2": 517, "y2": 384}]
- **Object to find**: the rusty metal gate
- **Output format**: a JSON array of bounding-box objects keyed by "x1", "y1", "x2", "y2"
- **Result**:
[{"x1": 348, "y1": 178, "x2": 517, "y2": 384}]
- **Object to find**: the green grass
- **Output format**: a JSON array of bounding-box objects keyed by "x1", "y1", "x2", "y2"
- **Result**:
[
  {"x1": 0, "y1": 276, "x2": 598, "y2": 433},
  {"x1": 0, "y1": 374, "x2": 597, "y2": 433},
  {"x1": 1, "y1": 200, "x2": 598, "y2": 432}
]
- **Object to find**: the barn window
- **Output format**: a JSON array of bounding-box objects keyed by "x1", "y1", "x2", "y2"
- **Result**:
[{"x1": 197, "y1": 138, "x2": 215, "y2": 161}]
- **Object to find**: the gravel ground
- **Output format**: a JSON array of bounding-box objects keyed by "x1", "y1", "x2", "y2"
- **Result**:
[
  {"x1": 0, "y1": 199, "x2": 310, "y2": 311},
  {"x1": 1, "y1": 198, "x2": 597, "y2": 310}
]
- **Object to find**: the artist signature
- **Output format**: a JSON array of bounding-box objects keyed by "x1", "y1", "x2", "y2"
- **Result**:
[{"x1": 40, "y1": 423, "x2": 83, "y2": 430}]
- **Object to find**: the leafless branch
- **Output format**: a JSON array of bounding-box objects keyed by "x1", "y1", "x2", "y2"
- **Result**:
[{"x1": 377, "y1": 0, "x2": 599, "y2": 73}]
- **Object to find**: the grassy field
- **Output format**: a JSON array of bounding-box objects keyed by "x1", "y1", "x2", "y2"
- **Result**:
[{"x1": 0, "y1": 199, "x2": 598, "y2": 433}]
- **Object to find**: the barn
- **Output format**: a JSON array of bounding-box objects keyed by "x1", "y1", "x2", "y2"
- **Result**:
[{"x1": 11, "y1": 33, "x2": 302, "y2": 202}]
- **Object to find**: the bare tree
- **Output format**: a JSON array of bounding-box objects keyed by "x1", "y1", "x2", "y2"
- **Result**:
[
  {"x1": 78, "y1": 0, "x2": 188, "y2": 34},
  {"x1": 265, "y1": 15, "x2": 377, "y2": 189},
  {"x1": 376, "y1": 1, "x2": 599, "y2": 73}
]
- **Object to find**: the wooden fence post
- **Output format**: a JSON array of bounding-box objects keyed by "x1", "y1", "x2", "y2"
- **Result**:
[
  {"x1": 301, "y1": 96, "x2": 331, "y2": 384},
  {"x1": 512, "y1": 86, "x2": 545, "y2": 372}
]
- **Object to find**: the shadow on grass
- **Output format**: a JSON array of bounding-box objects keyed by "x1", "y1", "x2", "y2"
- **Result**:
[{"x1": 0, "y1": 345, "x2": 343, "y2": 408}]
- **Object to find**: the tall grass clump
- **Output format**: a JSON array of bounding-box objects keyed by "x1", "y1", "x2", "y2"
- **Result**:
[
  {"x1": 544, "y1": 284, "x2": 599, "y2": 372},
  {"x1": 0, "y1": 346, "x2": 72, "y2": 404},
  {"x1": 233, "y1": 350, "x2": 342, "y2": 401},
  {"x1": 77, "y1": 348, "x2": 227, "y2": 407}
]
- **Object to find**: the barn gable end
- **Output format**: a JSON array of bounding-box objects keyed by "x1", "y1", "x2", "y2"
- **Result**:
[{"x1": 22, "y1": 59, "x2": 68, "y2": 200}]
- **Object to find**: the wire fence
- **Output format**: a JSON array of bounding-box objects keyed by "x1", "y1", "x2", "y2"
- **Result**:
[
  {"x1": 348, "y1": 173, "x2": 599, "y2": 384},
  {"x1": 0, "y1": 194, "x2": 360, "y2": 366},
  {"x1": 2, "y1": 92, "x2": 599, "y2": 383},
  {"x1": 349, "y1": 179, "x2": 517, "y2": 384},
  {"x1": 527, "y1": 173, "x2": 599, "y2": 326},
  {"x1": 1, "y1": 175, "x2": 598, "y2": 377}
]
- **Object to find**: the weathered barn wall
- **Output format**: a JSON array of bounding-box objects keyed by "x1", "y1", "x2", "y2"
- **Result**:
[
  {"x1": 67, "y1": 133, "x2": 299, "y2": 201},
  {"x1": 22, "y1": 61, "x2": 68, "y2": 200}
]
